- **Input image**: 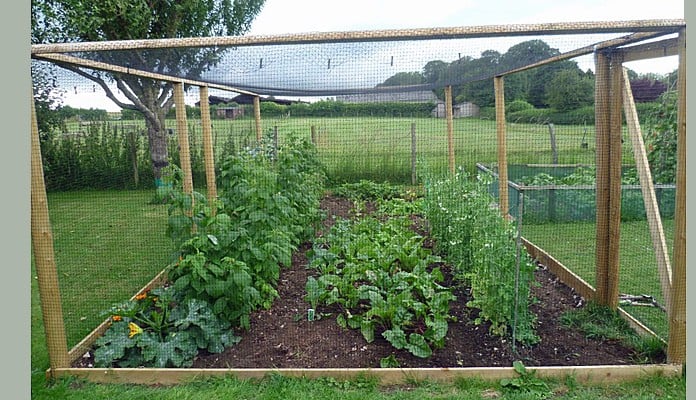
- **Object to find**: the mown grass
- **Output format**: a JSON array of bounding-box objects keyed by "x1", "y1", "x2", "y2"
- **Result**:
[
  {"x1": 31, "y1": 188, "x2": 685, "y2": 399},
  {"x1": 522, "y1": 219, "x2": 674, "y2": 340}
]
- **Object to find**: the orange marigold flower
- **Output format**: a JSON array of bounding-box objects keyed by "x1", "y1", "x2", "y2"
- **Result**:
[
  {"x1": 111, "y1": 315, "x2": 122, "y2": 322},
  {"x1": 135, "y1": 293, "x2": 148, "y2": 301}
]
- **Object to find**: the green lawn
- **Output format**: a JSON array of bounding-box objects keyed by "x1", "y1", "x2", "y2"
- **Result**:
[
  {"x1": 522, "y1": 219, "x2": 674, "y2": 340},
  {"x1": 31, "y1": 188, "x2": 685, "y2": 399}
]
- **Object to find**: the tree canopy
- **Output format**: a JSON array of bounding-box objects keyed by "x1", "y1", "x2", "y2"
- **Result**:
[{"x1": 32, "y1": 0, "x2": 267, "y2": 185}]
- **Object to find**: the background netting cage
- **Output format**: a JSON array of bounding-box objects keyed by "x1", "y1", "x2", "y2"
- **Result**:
[{"x1": 31, "y1": 20, "x2": 686, "y2": 378}]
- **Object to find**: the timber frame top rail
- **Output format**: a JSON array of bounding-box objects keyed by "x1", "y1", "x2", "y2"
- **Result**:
[{"x1": 31, "y1": 19, "x2": 685, "y2": 54}]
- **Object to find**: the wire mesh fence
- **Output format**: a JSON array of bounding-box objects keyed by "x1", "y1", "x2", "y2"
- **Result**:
[{"x1": 31, "y1": 20, "x2": 685, "y2": 375}]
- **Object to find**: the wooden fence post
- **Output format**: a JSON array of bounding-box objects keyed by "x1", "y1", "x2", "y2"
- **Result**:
[
  {"x1": 667, "y1": 28, "x2": 687, "y2": 365},
  {"x1": 411, "y1": 122, "x2": 417, "y2": 185},
  {"x1": 173, "y1": 82, "x2": 195, "y2": 229},
  {"x1": 594, "y1": 50, "x2": 611, "y2": 306},
  {"x1": 494, "y1": 76, "x2": 509, "y2": 217},
  {"x1": 31, "y1": 93, "x2": 70, "y2": 374},
  {"x1": 254, "y1": 96, "x2": 262, "y2": 142},
  {"x1": 199, "y1": 86, "x2": 218, "y2": 205},
  {"x1": 445, "y1": 86, "x2": 455, "y2": 175}
]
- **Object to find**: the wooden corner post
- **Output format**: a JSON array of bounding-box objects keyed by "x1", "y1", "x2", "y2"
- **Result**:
[
  {"x1": 494, "y1": 76, "x2": 509, "y2": 217},
  {"x1": 667, "y1": 28, "x2": 686, "y2": 365},
  {"x1": 31, "y1": 94, "x2": 70, "y2": 374},
  {"x1": 199, "y1": 86, "x2": 218, "y2": 204}
]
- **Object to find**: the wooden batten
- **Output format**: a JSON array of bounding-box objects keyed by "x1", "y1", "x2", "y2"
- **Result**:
[
  {"x1": 494, "y1": 76, "x2": 509, "y2": 217},
  {"x1": 618, "y1": 37, "x2": 680, "y2": 63},
  {"x1": 49, "y1": 364, "x2": 683, "y2": 386},
  {"x1": 621, "y1": 68, "x2": 672, "y2": 312},
  {"x1": 31, "y1": 95, "x2": 70, "y2": 372},
  {"x1": 199, "y1": 86, "x2": 218, "y2": 204},
  {"x1": 667, "y1": 28, "x2": 687, "y2": 365},
  {"x1": 253, "y1": 96, "x2": 262, "y2": 142},
  {"x1": 444, "y1": 85, "x2": 455, "y2": 174}
]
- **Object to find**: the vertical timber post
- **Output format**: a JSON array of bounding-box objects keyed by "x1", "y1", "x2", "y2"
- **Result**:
[
  {"x1": 667, "y1": 28, "x2": 686, "y2": 365},
  {"x1": 606, "y1": 54, "x2": 624, "y2": 310},
  {"x1": 494, "y1": 76, "x2": 510, "y2": 217},
  {"x1": 411, "y1": 122, "x2": 417, "y2": 185},
  {"x1": 445, "y1": 85, "x2": 455, "y2": 174},
  {"x1": 173, "y1": 82, "x2": 195, "y2": 227},
  {"x1": 31, "y1": 94, "x2": 70, "y2": 374},
  {"x1": 254, "y1": 95, "x2": 262, "y2": 142},
  {"x1": 199, "y1": 86, "x2": 218, "y2": 206},
  {"x1": 594, "y1": 50, "x2": 611, "y2": 305}
]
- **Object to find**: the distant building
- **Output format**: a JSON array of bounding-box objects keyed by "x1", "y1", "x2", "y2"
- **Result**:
[
  {"x1": 216, "y1": 106, "x2": 245, "y2": 119},
  {"x1": 431, "y1": 101, "x2": 480, "y2": 118}
]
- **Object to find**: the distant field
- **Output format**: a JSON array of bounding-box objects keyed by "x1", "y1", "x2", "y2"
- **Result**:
[{"x1": 64, "y1": 116, "x2": 638, "y2": 184}]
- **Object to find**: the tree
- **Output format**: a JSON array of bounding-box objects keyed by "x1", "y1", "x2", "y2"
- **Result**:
[
  {"x1": 32, "y1": 0, "x2": 267, "y2": 187},
  {"x1": 31, "y1": 60, "x2": 65, "y2": 139},
  {"x1": 545, "y1": 69, "x2": 594, "y2": 111},
  {"x1": 378, "y1": 71, "x2": 425, "y2": 86}
]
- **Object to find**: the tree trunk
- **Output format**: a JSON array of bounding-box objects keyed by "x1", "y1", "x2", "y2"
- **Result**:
[{"x1": 145, "y1": 110, "x2": 169, "y2": 188}]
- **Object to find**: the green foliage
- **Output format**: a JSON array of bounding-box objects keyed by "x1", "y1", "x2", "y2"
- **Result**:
[
  {"x1": 545, "y1": 70, "x2": 594, "y2": 111},
  {"x1": 506, "y1": 99, "x2": 535, "y2": 114},
  {"x1": 422, "y1": 168, "x2": 539, "y2": 344},
  {"x1": 331, "y1": 180, "x2": 403, "y2": 202},
  {"x1": 306, "y1": 199, "x2": 456, "y2": 358},
  {"x1": 644, "y1": 90, "x2": 678, "y2": 184},
  {"x1": 500, "y1": 360, "x2": 552, "y2": 399},
  {"x1": 258, "y1": 99, "x2": 436, "y2": 118},
  {"x1": 165, "y1": 134, "x2": 325, "y2": 329},
  {"x1": 94, "y1": 286, "x2": 239, "y2": 368}
]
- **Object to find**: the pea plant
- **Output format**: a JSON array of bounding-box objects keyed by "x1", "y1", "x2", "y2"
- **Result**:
[
  {"x1": 422, "y1": 169, "x2": 539, "y2": 345},
  {"x1": 305, "y1": 203, "x2": 456, "y2": 359}
]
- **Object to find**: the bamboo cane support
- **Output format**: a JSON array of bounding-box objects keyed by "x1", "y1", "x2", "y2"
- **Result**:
[
  {"x1": 494, "y1": 76, "x2": 509, "y2": 217},
  {"x1": 31, "y1": 94, "x2": 70, "y2": 372},
  {"x1": 199, "y1": 86, "x2": 218, "y2": 205}
]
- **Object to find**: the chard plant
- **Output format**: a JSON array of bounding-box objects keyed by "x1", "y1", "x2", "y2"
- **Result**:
[{"x1": 306, "y1": 200, "x2": 456, "y2": 359}]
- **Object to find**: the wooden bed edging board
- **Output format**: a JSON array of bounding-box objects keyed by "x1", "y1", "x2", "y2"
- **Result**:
[{"x1": 48, "y1": 364, "x2": 683, "y2": 386}]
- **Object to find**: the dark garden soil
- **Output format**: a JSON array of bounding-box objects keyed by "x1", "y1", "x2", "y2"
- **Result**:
[{"x1": 75, "y1": 194, "x2": 664, "y2": 370}]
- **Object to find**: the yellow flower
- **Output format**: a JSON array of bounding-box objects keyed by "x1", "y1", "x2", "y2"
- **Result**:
[
  {"x1": 128, "y1": 322, "x2": 143, "y2": 338},
  {"x1": 135, "y1": 292, "x2": 147, "y2": 301}
]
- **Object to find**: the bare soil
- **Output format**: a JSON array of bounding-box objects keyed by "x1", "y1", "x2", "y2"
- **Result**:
[
  {"x1": 74, "y1": 194, "x2": 664, "y2": 370},
  {"x1": 188, "y1": 195, "x2": 662, "y2": 369}
]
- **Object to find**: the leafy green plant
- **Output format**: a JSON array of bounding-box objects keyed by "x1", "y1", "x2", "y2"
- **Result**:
[
  {"x1": 644, "y1": 90, "x2": 678, "y2": 184},
  {"x1": 306, "y1": 199, "x2": 455, "y2": 358},
  {"x1": 331, "y1": 180, "x2": 403, "y2": 202},
  {"x1": 500, "y1": 360, "x2": 552, "y2": 399},
  {"x1": 94, "y1": 286, "x2": 238, "y2": 368}
]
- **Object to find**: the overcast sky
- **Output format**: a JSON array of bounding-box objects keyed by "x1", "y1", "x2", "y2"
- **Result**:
[{"x1": 61, "y1": 0, "x2": 684, "y2": 111}]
